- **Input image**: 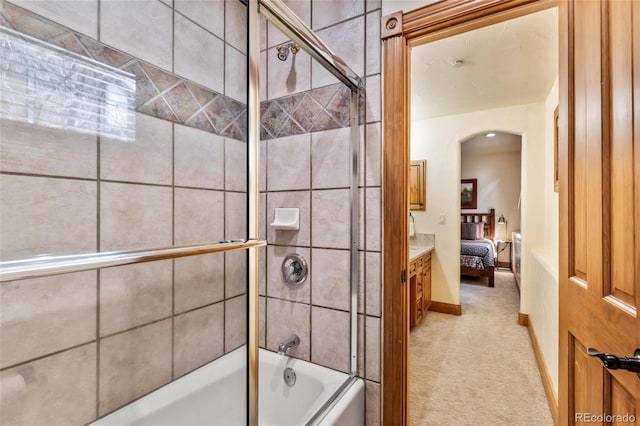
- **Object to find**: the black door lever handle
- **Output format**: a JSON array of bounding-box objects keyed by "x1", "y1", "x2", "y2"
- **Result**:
[{"x1": 588, "y1": 348, "x2": 640, "y2": 378}]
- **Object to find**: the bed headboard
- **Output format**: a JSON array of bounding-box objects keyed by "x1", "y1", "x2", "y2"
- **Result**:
[{"x1": 460, "y1": 208, "x2": 495, "y2": 240}]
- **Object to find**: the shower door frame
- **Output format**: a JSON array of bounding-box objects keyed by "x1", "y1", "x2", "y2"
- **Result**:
[{"x1": 248, "y1": 1, "x2": 363, "y2": 424}]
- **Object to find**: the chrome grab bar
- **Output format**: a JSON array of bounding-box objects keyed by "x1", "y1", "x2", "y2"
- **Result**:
[{"x1": 0, "y1": 239, "x2": 266, "y2": 282}]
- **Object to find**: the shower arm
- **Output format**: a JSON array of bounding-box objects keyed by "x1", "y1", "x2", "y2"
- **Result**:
[{"x1": 258, "y1": 0, "x2": 361, "y2": 91}]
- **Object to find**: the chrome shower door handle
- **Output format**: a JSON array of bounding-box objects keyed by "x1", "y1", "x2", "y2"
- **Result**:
[{"x1": 587, "y1": 348, "x2": 640, "y2": 378}]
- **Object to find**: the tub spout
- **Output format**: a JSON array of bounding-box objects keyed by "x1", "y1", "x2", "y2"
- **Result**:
[{"x1": 277, "y1": 334, "x2": 300, "y2": 355}]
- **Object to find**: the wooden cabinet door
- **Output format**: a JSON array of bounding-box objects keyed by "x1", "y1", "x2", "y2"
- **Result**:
[
  {"x1": 559, "y1": 0, "x2": 640, "y2": 424},
  {"x1": 422, "y1": 259, "x2": 431, "y2": 312},
  {"x1": 409, "y1": 160, "x2": 425, "y2": 210}
]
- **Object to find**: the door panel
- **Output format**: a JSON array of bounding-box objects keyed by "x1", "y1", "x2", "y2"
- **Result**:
[{"x1": 560, "y1": 0, "x2": 640, "y2": 425}]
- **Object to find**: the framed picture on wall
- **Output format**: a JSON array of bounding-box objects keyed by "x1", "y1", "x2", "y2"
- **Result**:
[{"x1": 461, "y1": 179, "x2": 477, "y2": 209}]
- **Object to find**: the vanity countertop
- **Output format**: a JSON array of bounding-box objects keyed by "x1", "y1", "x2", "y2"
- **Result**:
[{"x1": 409, "y1": 244, "x2": 434, "y2": 262}]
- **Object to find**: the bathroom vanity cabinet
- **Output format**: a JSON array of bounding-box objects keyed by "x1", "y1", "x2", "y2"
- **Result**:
[{"x1": 409, "y1": 251, "x2": 431, "y2": 327}]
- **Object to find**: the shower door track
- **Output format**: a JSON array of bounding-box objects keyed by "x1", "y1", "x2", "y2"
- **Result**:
[{"x1": 0, "y1": 239, "x2": 267, "y2": 282}]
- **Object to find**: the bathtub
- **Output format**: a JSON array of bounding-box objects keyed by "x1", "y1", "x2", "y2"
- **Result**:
[{"x1": 92, "y1": 347, "x2": 364, "y2": 426}]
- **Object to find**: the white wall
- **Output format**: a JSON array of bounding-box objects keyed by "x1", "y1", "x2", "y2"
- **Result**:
[
  {"x1": 461, "y1": 148, "x2": 522, "y2": 241},
  {"x1": 528, "y1": 77, "x2": 559, "y2": 395},
  {"x1": 410, "y1": 101, "x2": 547, "y2": 310}
]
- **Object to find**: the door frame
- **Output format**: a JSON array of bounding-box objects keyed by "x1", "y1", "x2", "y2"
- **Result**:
[{"x1": 381, "y1": 0, "x2": 557, "y2": 423}]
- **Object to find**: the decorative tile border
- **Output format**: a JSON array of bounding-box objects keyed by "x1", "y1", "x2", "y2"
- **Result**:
[
  {"x1": 0, "y1": 0, "x2": 362, "y2": 143},
  {"x1": 259, "y1": 83, "x2": 365, "y2": 141},
  {"x1": 0, "y1": 0, "x2": 246, "y2": 141}
]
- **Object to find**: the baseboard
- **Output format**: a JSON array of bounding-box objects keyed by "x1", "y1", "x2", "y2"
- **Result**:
[
  {"x1": 518, "y1": 312, "x2": 529, "y2": 326},
  {"x1": 429, "y1": 301, "x2": 462, "y2": 316},
  {"x1": 527, "y1": 320, "x2": 559, "y2": 425}
]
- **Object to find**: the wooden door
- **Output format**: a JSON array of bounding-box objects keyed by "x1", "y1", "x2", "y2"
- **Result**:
[{"x1": 559, "y1": 0, "x2": 640, "y2": 424}]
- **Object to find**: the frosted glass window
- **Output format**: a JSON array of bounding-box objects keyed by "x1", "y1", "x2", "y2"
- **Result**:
[{"x1": 0, "y1": 27, "x2": 136, "y2": 141}]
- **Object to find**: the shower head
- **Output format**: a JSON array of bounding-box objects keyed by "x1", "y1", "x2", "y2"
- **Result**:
[{"x1": 276, "y1": 42, "x2": 299, "y2": 61}]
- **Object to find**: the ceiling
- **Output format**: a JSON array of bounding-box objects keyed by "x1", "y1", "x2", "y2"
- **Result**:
[
  {"x1": 461, "y1": 131, "x2": 521, "y2": 156},
  {"x1": 410, "y1": 7, "x2": 558, "y2": 121}
]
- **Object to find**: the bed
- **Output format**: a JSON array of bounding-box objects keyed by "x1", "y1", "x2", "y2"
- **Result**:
[{"x1": 460, "y1": 209, "x2": 496, "y2": 287}]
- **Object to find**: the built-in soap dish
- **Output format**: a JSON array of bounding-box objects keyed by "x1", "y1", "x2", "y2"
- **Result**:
[{"x1": 270, "y1": 208, "x2": 299, "y2": 230}]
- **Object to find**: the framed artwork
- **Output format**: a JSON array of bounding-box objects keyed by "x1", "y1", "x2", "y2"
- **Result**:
[{"x1": 461, "y1": 179, "x2": 477, "y2": 209}]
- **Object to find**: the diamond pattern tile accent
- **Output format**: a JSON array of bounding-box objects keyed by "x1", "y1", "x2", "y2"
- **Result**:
[
  {"x1": 139, "y1": 96, "x2": 179, "y2": 122},
  {"x1": 186, "y1": 82, "x2": 217, "y2": 107},
  {"x1": 261, "y1": 102, "x2": 288, "y2": 138},
  {"x1": 258, "y1": 83, "x2": 356, "y2": 140},
  {"x1": 326, "y1": 86, "x2": 351, "y2": 126},
  {"x1": 310, "y1": 111, "x2": 341, "y2": 133},
  {"x1": 141, "y1": 62, "x2": 180, "y2": 92},
  {"x1": 79, "y1": 35, "x2": 132, "y2": 68},
  {"x1": 49, "y1": 32, "x2": 90, "y2": 56},
  {"x1": 186, "y1": 111, "x2": 216, "y2": 133},
  {"x1": 122, "y1": 62, "x2": 159, "y2": 108},
  {"x1": 163, "y1": 82, "x2": 200, "y2": 122},
  {"x1": 205, "y1": 96, "x2": 243, "y2": 134},
  {"x1": 291, "y1": 94, "x2": 323, "y2": 130}
]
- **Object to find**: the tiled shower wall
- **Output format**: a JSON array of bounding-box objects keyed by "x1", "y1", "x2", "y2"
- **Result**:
[
  {"x1": 0, "y1": 0, "x2": 250, "y2": 424},
  {"x1": 258, "y1": 1, "x2": 382, "y2": 424}
]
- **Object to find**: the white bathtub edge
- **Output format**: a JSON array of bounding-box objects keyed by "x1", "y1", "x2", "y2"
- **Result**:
[{"x1": 315, "y1": 377, "x2": 365, "y2": 426}]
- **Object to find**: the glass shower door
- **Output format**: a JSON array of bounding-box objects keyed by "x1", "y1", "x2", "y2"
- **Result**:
[{"x1": 0, "y1": 0, "x2": 254, "y2": 424}]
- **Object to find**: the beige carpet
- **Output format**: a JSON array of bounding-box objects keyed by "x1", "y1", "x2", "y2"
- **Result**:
[{"x1": 409, "y1": 271, "x2": 553, "y2": 426}]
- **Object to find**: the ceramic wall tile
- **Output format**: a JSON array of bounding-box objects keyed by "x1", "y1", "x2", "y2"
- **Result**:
[
  {"x1": 174, "y1": 253, "x2": 225, "y2": 314},
  {"x1": 225, "y1": 138, "x2": 247, "y2": 192},
  {"x1": 365, "y1": 380, "x2": 381, "y2": 426},
  {"x1": 174, "y1": 13, "x2": 225, "y2": 93},
  {"x1": 98, "y1": 320, "x2": 172, "y2": 415},
  {"x1": 311, "y1": 127, "x2": 351, "y2": 189},
  {"x1": 266, "y1": 134, "x2": 310, "y2": 191},
  {"x1": 225, "y1": 46, "x2": 247, "y2": 102},
  {"x1": 174, "y1": 0, "x2": 224, "y2": 39},
  {"x1": 101, "y1": 113, "x2": 172, "y2": 185},
  {"x1": 366, "y1": 74, "x2": 381, "y2": 123},
  {"x1": 99, "y1": 260, "x2": 173, "y2": 336},
  {"x1": 225, "y1": 295, "x2": 246, "y2": 352},
  {"x1": 225, "y1": 0, "x2": 247, "y2": 53},
  {"x1": 366, "y1": 11, "x2": 381, "y2": 76},
  {"x1": 311, "y1": 306, "x2": 350, "y2": 373},
  {"x1": 0, "y1": 344, "x2": 97, "y2": 425},
  {"x1": 310, "y1": 248, "x2": 350, "y2": 311},
  {"x1": 10, "y1": 0, "x2": 98, "y2": 38},
  {"x1": 174, "y1": 188, "x2": 224, "y2": 245},
  {"x1": 312, "y1": 17, "x2": 364, "y2": 89},
  {"x1": 101, "y1": 0, "x2": 172, "y2": 71},
  {"x1": 225, "y1": 191, "x2": 247, "y2": 240},
  {"x1": 312, "y1": 0, "x2": 365, "y2": 30},
  {"x1": 174, "y1": 303, "x2": 224, "y2": 377},
  {"x1": 0, "y1": 175, "x2": 97, "y2": 260},
  {"x1": 0, "y1": 119, "x2": 97, "y2": 179},
  {"x1": 100, "y1": 182, "x2": 172, "y2": 251},
  {"x1": 225, "y1": 250, "x2": 247, "y2": 299},
  {"x1": 0, "y1": 272, "x2": 96, "y2": 369},
  {"x1": 175, "y1": 124, "x2": 225, "y2": 190},
  {"x1": 366, "y1": 252, "x2": 381, "y2": 316},
  {"x1": 365, "y1": 316, "x2": 380, "y2": 381},
  {"x1": 311, "y1": 189, "x2": 350, "y2": 249}
]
